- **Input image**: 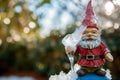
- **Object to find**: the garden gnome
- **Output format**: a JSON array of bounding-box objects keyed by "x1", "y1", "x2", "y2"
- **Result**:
[{"x1": 65, "y1": 0, "x2": 113, "y2": 76}]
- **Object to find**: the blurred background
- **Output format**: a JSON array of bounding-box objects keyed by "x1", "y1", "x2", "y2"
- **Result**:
[{"x1": 0, "y1": 0, "x2": 120, "y2": 80}]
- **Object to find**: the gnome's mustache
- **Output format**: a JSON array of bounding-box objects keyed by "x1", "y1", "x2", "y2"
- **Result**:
[
  {"x1": 82, "y1": 36, "x2": 97, "y2": 41},
  {"x1": 79, "y1": 36, "x2": 101, "y2": 49}
]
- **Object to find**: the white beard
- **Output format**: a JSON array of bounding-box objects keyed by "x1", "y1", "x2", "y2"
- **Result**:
[{"x1": 79, "y1": 36, "x2": 101, "y2": 49}]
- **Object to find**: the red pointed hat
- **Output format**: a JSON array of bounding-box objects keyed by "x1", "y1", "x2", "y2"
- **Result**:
[{"x1": 82, "y1": 0, "x2": 98, "y2": 29}]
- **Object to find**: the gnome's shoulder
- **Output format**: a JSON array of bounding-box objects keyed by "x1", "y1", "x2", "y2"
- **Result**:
[
  {"x1": 76, "y1": 73, "x2": 110, "y2": 80},
  {"x1": 100, "y1": 42, "x2": 107, "y2": 48}
]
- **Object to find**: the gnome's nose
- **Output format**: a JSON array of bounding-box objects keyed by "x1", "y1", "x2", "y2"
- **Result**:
[{"x1": 87, "y1": 32, "x2": 92, "y2": 37}]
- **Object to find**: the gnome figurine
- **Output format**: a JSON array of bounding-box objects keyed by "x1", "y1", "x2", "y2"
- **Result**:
[{"x1": 65, "y1": 0, "x2": 113, "y2": 77}]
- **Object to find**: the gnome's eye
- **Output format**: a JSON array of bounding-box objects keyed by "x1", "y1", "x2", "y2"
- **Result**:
[
  {"x1": 92, "y1": 31, "x2": 97, "y2": 34},
  {"x1": 83, "y1": 32, "x2": 87, "y2": 34}
]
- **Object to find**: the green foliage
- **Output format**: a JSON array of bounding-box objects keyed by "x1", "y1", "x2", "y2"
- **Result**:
[{"x1": 40, "y1": 0, "x2": 51, "y2": 6}]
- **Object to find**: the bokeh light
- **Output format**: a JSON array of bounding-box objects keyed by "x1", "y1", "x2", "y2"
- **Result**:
[
  {"x1": 14, "y1": 5, "x2": 22, "y2": 13},
  {"x1": 3, "y1": 17, "x2": 11, "y2": 24},
  {"x1": 29, "y1": 21, "x2": 36, "y2": 29},
  {"x1": 6, "y1": 37, "x2": 13, "y2": 43},
  {"x1": 0, "y1": 39, "x2": 2, "y2": 46},
  {"x1": 104, "y1": 21, "x2": 113, "y2": 29},
  {"x1": 113, "y1": 0, "x2": 120, "y2": 6},
  {"x1": 60, "y1": 11, "x2": 74, "y2": 27},
  {"x1": 104, "y1": 1, "x2": 114, "y2": 16},
  {"x1": 114, "y1": 23, "x2": 119, "y2": 29},
  {"x1": 12, "y1": 34, "x2": 21, "y2": 42},
  {"x1": 10, "y1": 29, "x2": 21, "y2": 42},
  {"x1": 24, "y1": 27, "x2": 30, "y2": 33}
]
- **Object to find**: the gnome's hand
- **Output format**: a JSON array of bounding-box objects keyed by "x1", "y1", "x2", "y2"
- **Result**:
[
  {"x1": 105, "y1": 53, "x2": 114, "y2": 62},
  {"x1": 65, "y1": 46, "x2": 74, "y2": 54}
]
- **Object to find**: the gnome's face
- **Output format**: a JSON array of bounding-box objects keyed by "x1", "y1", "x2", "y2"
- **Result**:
[
  {"x1": 82, "y1": 27, "x2": 99, "y2": 41},
  {"x1": 79, "y1": 27, "x2": 101, "y2": 49}
]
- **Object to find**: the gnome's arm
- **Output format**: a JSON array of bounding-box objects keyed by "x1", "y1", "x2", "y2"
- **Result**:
[
  {"x1": 104, "y1": 48, "x2": 114, "y2": 62},
  {"x1": 101, "y1": 42, "x2": 114, "y2": 62},
  {"x1": 104, "y1": 52, "x2": 114, "y2": 62}
]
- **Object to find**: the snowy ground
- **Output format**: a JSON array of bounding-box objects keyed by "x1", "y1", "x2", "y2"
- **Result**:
[
  {"x1": 0, "y1": 76, "x2": 34, "y2": 80},
  {"x1": 49, "y1": 64, "x2": 112, "y2": 80}
]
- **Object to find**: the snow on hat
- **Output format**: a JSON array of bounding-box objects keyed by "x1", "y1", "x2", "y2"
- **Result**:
[{"x1": 82, "y1": 0, "x2": 98, "y2": 29}]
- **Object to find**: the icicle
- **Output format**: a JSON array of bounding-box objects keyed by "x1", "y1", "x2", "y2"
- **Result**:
[{"x1": 67, "y1": 53, "x2": 74, "y2": 71}]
